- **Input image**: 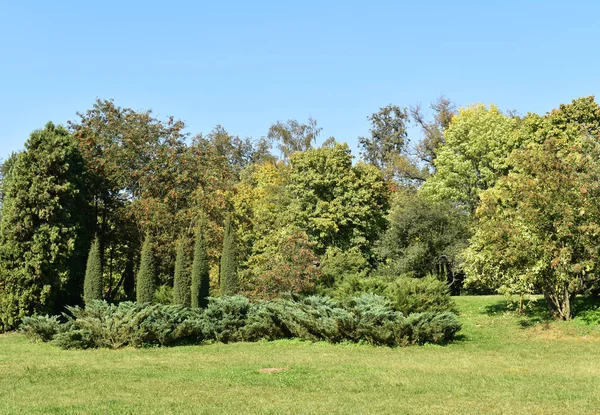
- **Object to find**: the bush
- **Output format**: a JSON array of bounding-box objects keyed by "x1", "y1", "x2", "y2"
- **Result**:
[
  {"x1": 404, "y1": 312, "x2": 463, "y2": 344},
  {"x1": 384, "y1": 275, "x2": 455, "y2": 315},
  {"x1": 20, "y1": 295, "x2": 461, "y2": 349},
  {"x1": 200, "y1": 296, "x2": 253, "y2": 343},
  {"x1": 20, "y1": 315, "x2": 62, "y2": 342},
  {"x1": 154, "y1": 285, "x2": 173, "y2": 305}
]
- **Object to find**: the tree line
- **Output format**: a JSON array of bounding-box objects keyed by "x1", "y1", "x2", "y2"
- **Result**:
[{"x1": 1, "y1": 96, "x2": 600, "y2": 329}]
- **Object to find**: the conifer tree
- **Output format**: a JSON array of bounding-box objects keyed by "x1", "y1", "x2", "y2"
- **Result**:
[
  {"x1": 0, "y1": 123, "x2": 92, "y2": 330},
  {"x1": 220, "y1": 216, "x2": 238, "y2": 295},
  {"x1": 83, "y1": 238, "x2": 103, "y2": 305},
  {"x1": 191, "y1": 225, "x2": 210, "y2": 308},
  {"x1": 136, "y1": 234, "x2": 156, "y2": 303},
  {"x1": 173, "y1": 237, "x2": 191, "y2": 306}
]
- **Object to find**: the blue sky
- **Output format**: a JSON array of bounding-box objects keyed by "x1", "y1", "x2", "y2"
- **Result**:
[{"x1": 1, "y1": 1, "x2": 599, "y2": 160}]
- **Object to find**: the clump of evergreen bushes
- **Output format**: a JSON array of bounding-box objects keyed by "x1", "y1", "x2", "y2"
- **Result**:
[
  {"x1": 334, "y1": 274, "x2": 455, "y2": 315},
  {"x1": 21, "y1": 294, "x2": 461, "y2": 349}
]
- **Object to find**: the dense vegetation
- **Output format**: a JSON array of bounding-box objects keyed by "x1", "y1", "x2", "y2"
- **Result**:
[
  {"x1": 20, "y1": 294, "x2": 461, "y2": 348},
  {"x1": 2, "y1": 96, "x2": 600, "y2": 333}
]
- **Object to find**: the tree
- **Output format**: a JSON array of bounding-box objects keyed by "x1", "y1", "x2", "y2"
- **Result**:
[
  {"x1": 359, "y1": 104, "x2": 422, "y2": 182},
  {"x1": 69, "y1": 99, "x2": 189, "y2": 286},
  {"x1": 410, "y1": 96, "x2": 457, "y2": 172},
  {"x1": 464, "y1": 131, "x2": 600, "y2": 320},
  {"x1": 245, "y1": 230, "x2": 321, "y2": 299},
  {"x1": 173, "y1": 237, "x2": 192, "y2": 306},
  {"x1": 421, "y1": 104, "x2": 520, "y2": 213},
  {"x1": 287, "y1": 142, "x2": 391, "y2": 258},
  {"x1": 0, "y1": 123, "x2": 92, "y2": 330},
  {"x1": 267, "y1": 117, "x2": 321, "y2": 161},
  {"x1": 191, "y1": 224, "x2": 210, "y2": 308},
  {"x1": 83, "y1": 238, "x2": 103, "y2": 304},
  {"x1": 378, "y1": 189, "x2": 470, "y2": 293},
  {"x1": 220, "y1": 216, "x2": 238, "y2": 295},
  {"x1": 136, "y1": 234, "x2": 156, "y2": 303}
]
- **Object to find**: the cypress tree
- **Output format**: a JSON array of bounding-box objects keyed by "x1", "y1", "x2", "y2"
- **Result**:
[
  {"x1": 83, "y1": 237, "x2": 103, "y2": 305},
  {"x1": 191, "y1": 225, "x2": 210, "y2": 308},
  {"x1": 220, "y1": 216, "x2": 238, "y2": 295},
  {"x1": 173, "y1": 237, "x2": 192, "y2": 306},
  {"x1": 136, "y1": 234, "x2": 156, "y2": 303}
]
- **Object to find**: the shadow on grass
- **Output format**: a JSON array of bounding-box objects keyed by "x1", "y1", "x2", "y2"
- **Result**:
[{"x1": 484, "y1": 296, "x2": 600, "y2": 328}]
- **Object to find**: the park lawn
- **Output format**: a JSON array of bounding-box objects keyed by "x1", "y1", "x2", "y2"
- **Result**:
[{"x1": 1, "y1": 296, "x2": 599, "y2": 414}]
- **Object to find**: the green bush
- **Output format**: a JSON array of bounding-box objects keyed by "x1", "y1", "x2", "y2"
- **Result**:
[
  {"x1": 201, "y1": 296, "x2": 253, "y2": 343},
  {"x1": 384, "y1": 275, "x2": 455, "y2": 315},
  {"x1": 154, "y1": 285, "x2": 173, "y2": 305},
  {"x1": 21, "y1": 295, "x2": 461, "y2": 349},
  {"x1": 404, "y1": 312, "x2": 463, "y2": 344},
  {"x1": 20, "y1": 315, "x2": 62, "y2": 342}
]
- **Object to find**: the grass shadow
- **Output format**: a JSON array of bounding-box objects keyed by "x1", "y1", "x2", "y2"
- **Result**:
[
  {"x1": 484, "y1": 295, "x2": 600, "y2": 327},
  {"x1": 484, "y1": 297, "x2": 552, "y2": 328}
]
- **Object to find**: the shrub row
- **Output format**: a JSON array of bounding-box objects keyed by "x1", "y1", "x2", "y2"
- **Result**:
[{"x1": 21, "y1": 294, "x2": 461, "y2": 349}]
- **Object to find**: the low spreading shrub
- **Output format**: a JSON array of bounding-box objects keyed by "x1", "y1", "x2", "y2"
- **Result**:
[
  {"x1": 384, "y1": 275, "x2": 455, "y2": 315},
  {"x1": 21, "y1": 295, "x2": 461, "y2": 349},
  {"x1": 331, "y1": 273, "x2": 455, "y2": 316},
  {"x1": 20, "y1": 315, "x2": 62, "y2": 342}
]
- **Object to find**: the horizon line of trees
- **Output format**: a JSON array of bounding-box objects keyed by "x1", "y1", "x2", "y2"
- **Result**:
[{"x1": 1, "y1": 95, "x2": 600, "y2": 329}]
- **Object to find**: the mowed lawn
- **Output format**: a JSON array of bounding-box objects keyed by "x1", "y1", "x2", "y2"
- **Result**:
[{"x1": 1, "y1": 296, "x2": 600, "y2": 414}]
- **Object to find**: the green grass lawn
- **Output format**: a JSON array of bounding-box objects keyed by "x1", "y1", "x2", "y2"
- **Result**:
[{"x1": 1, "y1": 296, "x2": 600, "y2": 414}]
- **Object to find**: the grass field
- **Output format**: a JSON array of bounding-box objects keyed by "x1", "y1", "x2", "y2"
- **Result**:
[{"x1": 1, "y1": 296, "x2": 600, "y2": 414}]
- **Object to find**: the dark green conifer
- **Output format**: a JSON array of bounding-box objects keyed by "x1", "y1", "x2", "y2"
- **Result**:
[
  {"x1": 173, "y1": 237, "x2": 191, "y2": 306},
  {"x1": 83, "y1": 237, "x2": 103, "y2": 305},
  {"x1": 136, "y1": 234, "x2": 156, "y2": 303},
  {"x1": 220, "y1": 216, "x2": 238, "y2": 295},
  {"x1": 191, "y1": 225, "x2": 210, "y2": 308}
]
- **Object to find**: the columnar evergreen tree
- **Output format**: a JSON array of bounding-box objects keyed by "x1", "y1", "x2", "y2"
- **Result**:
[
  {"x1": 0, "y1": 123, "x2": 92, "y2": 330},
  {"x1": 173, "y1": 237, "x2": 192, "y2": 306},
  {"x1": 136, "y1": 234, "x2": 156, "y2": 303},
  {"x1": 83, "y1": 238, "x2": 103, "y2": 305},
  {"x1": 220, "y1": 216, "x2": 238, "y2": 295},
  {"x1": 191, "y1": 225, "x2": 210, "y2": 308}
]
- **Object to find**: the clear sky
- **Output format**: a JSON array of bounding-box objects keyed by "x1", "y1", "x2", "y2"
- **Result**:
[{"x1": 1, "y1": 0, "x2": 599, "y2": 160}]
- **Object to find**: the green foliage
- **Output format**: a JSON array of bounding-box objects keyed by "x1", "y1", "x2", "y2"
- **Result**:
[
  {"x1": 332, "y1": 272, "x2": 455, "y2": 316},
  {"x1": 465, "y1": 130, "x2": 600, "y2": 320},
  {"x1": 317, "y1": 246, "x2": 370, "y2": 294},
  {"x1": 220, "y1": 216, "x2": 238, "y2": 295},
  {"x1": 421, "y1": 104, "x2": 520, "y2": 212},
  {"x1": 201, "y1": 295, "x2": 253, "y2": 343},
  {"x1": 359, "y1": 104, "x2": 423, "y2": 182},
  {"x1": 153, "y1": 285, "x2": 173, "y2": 305},
  {"x1": 384, "y1": 275, "x2": 455, "y2": 315},
  {"x1": 55, "y1": 301, "x2": 201, "y2": 348},
  {"x1": 173, "y1": 237, "x2": 192, "y2": 306},
  {"x1": 287, "y1": 143, "x2": 391, "y2": 257},
  {"x1": 244, "y1": 231, "x2": 321, "y2": 299},
  {"x1": 267, "y1": 117, "x2": 321, "y2": 161},
  {"x1": 0, "y1": 122, "x2": 92, "y2": 330},
  {"x1": 410, "y1": 96, "x2": 457, "y2": 172},
  {"x1": 23, "y1": 295, "x2": 461, "y2": 349},
  {"x1": 191, "y1": 225, "x2": 210, "y2": 308},
  {"x1": 136, "y1": 235, "x2": 156, "y2": 303},
  {"x1": 83, "y1": 238, "x2": 103, "y2": 305},
  {"x1": 379, "y1": 189, "x2": 469, "y2": 288},
  {"x1": 20, "y1": 315, "x2": 62, "y2": 342}
]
